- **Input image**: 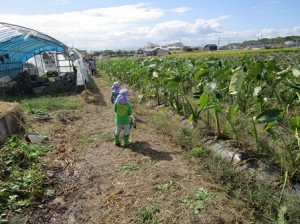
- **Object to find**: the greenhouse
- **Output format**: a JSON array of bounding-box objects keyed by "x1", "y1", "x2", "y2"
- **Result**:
[{"x1": 0, "y1": 22, "x2": 88, "y2": 95}]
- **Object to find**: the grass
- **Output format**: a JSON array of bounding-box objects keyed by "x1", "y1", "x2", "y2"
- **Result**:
[
  {"x1": 200, "y1": 152, "x2": 300, "y2": 223},
  {"x1": 138, "y1": 94, "x2": 300, "y2": 223},
  {"x1": 184, "y1": 188, "x2": 214, "y2": 214},
  {"x1": 149, "y1": 112, "x2": 173, "y2": 137},
  {"x1": 78, "y1": 131, "x2": 113, "y2": 146},
  {"x1": 175, "y1": 126, "x2": 195, "y2": 150},
  {"x1": 154, "y1": 180, "x2": 176, "y2": 194},
  {"x1": 118, "y1": 164, "x2": 139, "y2": 173},
  {"x1": 20, "y1": 96, "x2": 83, "y2": 113},
  {"x1": 1, "y1": 94, "x2": 84, "y2": 113},
  {"x1": 135, "y1": 205, "x2": 160, "y2": 224},
  {"x1": 78, "y1": 131, "x2": 102, "y2": 145},
  {"x1": 192, "y1": 146, "x2": 204, "y2": 157}
]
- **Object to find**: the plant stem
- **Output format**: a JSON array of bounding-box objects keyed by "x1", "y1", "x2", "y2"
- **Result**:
[
  {"x1": 279, "y1": 170, "x2": 288, "y2": 203},
  {"x1": 251, "y1": 117, "x2": 259, "y2": 152}
]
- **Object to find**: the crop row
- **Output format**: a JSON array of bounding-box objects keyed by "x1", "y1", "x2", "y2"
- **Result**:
[{"x1": 98, "y1": 51, "x2": 300, "y2": 184}]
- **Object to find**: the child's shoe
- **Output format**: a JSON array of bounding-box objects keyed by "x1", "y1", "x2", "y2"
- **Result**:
[
  {"x1": 114, "y1": 135, "x2": 121, "y2": 146},
  {"x1": 124, "y1": 135, "x2": 132, "y2": 146}
]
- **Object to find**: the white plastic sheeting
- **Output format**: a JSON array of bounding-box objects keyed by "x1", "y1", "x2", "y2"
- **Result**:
[{"x1": 74, "y1": 59, "x2": 89, "y2": 86}]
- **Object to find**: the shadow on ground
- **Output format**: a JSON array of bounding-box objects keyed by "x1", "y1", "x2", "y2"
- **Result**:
[
  {"x1": 127, "y1": 141, "x2": 173, "y2": 161},
  {"x1": 84, "y1": 77, "x2": 107, "y2": 106}
]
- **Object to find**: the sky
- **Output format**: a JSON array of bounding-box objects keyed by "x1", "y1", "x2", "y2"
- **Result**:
[{"x1": 0, "y1": 0, "x2": 300, "y2": 52}]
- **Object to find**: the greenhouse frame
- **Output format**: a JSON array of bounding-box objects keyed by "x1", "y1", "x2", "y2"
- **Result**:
[{"x1": 0, "y1": 22, "x2": 88, "y2": 94}]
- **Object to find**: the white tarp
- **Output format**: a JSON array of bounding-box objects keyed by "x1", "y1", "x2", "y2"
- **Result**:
[{"x1": 74, "y1": 59, "x2": 89, "y2": 86}]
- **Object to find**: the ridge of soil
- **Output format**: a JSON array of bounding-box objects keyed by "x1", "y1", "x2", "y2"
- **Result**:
[{"x1": 8, "y1": 77, "x2": 249, "y2": 224}]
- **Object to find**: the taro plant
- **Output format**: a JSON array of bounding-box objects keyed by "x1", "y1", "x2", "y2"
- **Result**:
[
  {"x1": 228, "y1": 66, "x2": 246, "y2": 110},
  {"x1": 288, "y1": 116, "x2": 300, "y2": 181},
  {"x1": 202, "y1": 82, "x2": 224, "y2": 139},
  {"x1": 251, "y1": 116, "x2": 260, "y2": 152},
  {"x1": 185, "y1": 92, "x2": 208, "y2": 126},
  {"x1": 98, "y1": 51, "x2": 300, "y2": 187},
  {"x1": 226, "y1": 105, "x2": 240, "y2": 145},
  {"x1": 253, "y1": 108, "x2": 283, "y2": 154},
  {"x1": 166, "y1": 75, "x2": 185, "y2": 114}
]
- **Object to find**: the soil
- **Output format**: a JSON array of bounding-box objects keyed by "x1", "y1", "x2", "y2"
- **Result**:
[{"x1": 7, "y1": 77, "x2": 248, "y2": 224}]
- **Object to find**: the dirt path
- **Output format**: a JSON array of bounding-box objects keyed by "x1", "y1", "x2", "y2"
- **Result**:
[{"x1": 9, "y1": 76, "x2": 244, "y2": 224}]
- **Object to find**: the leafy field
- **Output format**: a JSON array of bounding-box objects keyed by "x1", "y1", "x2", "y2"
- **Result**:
[
  {"x1": 99, "y1": 49, "x2": 300, "y2": 192},
  {"x1": 99, "y1": 48, "x2": 300, "y2": 177}
]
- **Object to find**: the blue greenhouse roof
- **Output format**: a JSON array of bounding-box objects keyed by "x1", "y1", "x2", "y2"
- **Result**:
[{"x1": 0, "y1": 22, "x2": 70, "y2": 74}]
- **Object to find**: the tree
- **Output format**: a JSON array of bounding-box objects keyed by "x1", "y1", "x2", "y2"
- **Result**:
[{"x1": 182, "y1": 46, "x2": 193, "y2": 52}]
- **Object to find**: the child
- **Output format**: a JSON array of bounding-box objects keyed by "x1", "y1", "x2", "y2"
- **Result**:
[
  {"x1": 114, "y1": 89, "x2": 133, "y2": 146},
  {"x1": 110, "y1": 81, "x2": 120, "y2": 103}
]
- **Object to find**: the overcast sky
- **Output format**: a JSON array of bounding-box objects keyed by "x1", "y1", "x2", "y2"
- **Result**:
[{"x1": 1, "y1": 0, "x2": 299, "y2": 51}]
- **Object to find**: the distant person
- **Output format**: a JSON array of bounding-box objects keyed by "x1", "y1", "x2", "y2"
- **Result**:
[
  {"x1": 114, "y1": 89, "x2": 134, "y2": 146},
  {"x1": 88, "y1": 57, "x2": 97, "y2": 76},
  {"x1": 110, "y1": 81, "x2": 121, "y2": 103}
]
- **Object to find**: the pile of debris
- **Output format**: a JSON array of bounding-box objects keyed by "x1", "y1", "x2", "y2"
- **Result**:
[{"x1": 0, "y1": 102, "x2": 25, "y2": 143}]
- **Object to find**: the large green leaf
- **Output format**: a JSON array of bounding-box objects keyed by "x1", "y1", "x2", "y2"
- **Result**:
[
  {"x1": 167, "y1": 76, "x2": 182, "y2": 83},
  {"x1": 198, "y1": 93, "x2": 209, "y2": 110},
  {"x1": 292, "y1": 68, "x2": 300, "y2": 78},
  {"x1": 266, "y1": 58, "x2": 278, "y2": 74},
  {"x1": 167, "y1": 81, "x2": 178, "y2": 89},
  {"x1": 276, "y1": 67, "x2": 291, "y2": 78},
  {"x1": 217, "y1": 69, "x2": 232, "y2": 83},
  {"x1": 264, "y1": 121, "x2": 279, "y2": 131},
  {"x1": 289, "y1": 116, "x2": 300, "y2": 130},
  {"x1": 247, "y1": 61, "x2": 263, "y2": 80},
  {"x1": 229, "y1": 69, "x2": 245, "y2": 95},
  {"x1": 204, "y1": 82, "x2": 217, "y2": 93},
  {"x1": 255, "y1": 109, "x2": 283, "y2": 124},
  {"x1": 152, "y1": 71, "x2": 159, "y2": 78},
  {"x1": 188, "y1": 114, "x2": 194, "y2": 122},
  {"x1": 148, "y1": 64, "x2": 157, "y2": 69},
  {"x1": 226, "y1": 105, "x2": 239, "y2": 121},
  {"x1": 194, "y1": 68, "x2": 209, "y2": 80},
  {"x1": 253, "y1": 85, "x2": 264, "y2": 97}
]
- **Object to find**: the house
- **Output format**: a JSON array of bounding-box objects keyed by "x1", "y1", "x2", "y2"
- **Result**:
[
  {"x1": 203, "y1": 44, "x2": 218, "y2": 51},
  {"x1": 167, "y1": 46, "x2": 183, "y2": 54},
  {"x1": 284, "y1": 41, "x2": 295, "y2": 47},
  {"x1": 162, "y1": 42, "x2": 184, "y2": 53},
  {"x1": 144, "y1": 42, "x2": 160, "y2": 50},
  {"x1": 134, "y1": 47, "x2": 170, "y2": 57},
  {"x1": 151, "y1": 47, "x2": 170, "y2": 56},
  {"x1": 99, "y1": 53, "x2": 110, "y2": 59}
]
